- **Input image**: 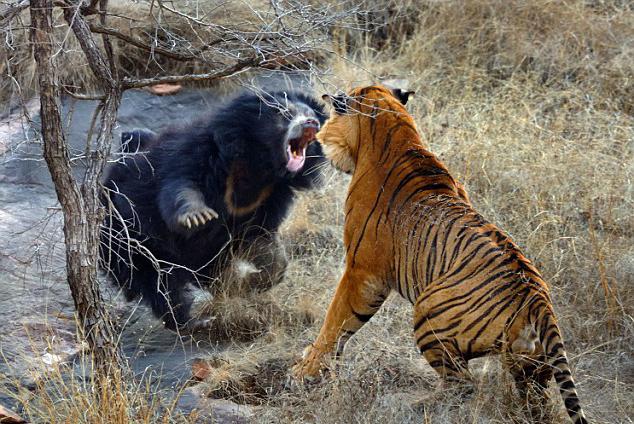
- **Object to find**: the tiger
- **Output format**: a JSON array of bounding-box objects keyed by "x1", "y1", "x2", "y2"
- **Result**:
[{"x1": 291, "y1": 85, "x2": 588, "y2": 423}]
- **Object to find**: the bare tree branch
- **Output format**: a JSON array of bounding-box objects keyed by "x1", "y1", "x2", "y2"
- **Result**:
[
  {"x1": 88, "y1": 21, "x2": 200, "y2": 61},
  {"x1": 61, "y1": 0, "x2": 121, "y2": 197},
  {"x1": 98, "y1": 0, "x2": 117, "y2": 80},
  {"x1": 61, "y1": 1, "x2": 114, "y2": 89},
  {"x1": 121, "y1": 57, "x2": 262, "y2": 89}
]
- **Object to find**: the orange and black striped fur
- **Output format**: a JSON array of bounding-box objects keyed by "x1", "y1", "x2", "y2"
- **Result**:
[{"x1": 292, "y1": 85, "x2": 587, "y2": 423}]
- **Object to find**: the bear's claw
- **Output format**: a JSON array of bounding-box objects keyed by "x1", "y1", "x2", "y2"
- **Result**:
[{"x1": 178, "y1": 206, "x2": 218, "y2": 229}]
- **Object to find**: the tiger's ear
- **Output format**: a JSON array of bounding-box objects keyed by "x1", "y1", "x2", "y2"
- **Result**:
[
  {"x1": 390, "y1": 88, "x2": 415, "y2": 105},
  {"x1": 322, "y1": 93, "x2": 348, "y2": 115}
]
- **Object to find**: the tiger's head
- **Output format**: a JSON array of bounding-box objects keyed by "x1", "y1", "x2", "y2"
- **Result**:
[{"x1": 317, "y1": 85, "x2": 415, "y2": 174}]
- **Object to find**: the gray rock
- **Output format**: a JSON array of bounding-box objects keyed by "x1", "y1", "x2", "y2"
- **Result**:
[{"x1": 177, "y1": 386, "x2": 255, "y2": 424}]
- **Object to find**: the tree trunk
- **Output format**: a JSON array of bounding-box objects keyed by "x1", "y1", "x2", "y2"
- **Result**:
[{"x1": 30, "y1": 0, "x2": 125, "y2": 379}]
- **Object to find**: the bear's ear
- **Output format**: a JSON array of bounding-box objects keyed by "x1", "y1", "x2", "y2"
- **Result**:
[
  {"x1": 322, "y1": 93, "x2": 349, "y2": 115},
  {"x1": 390, "y1": 88, "x2": 415, "y2": 105}
]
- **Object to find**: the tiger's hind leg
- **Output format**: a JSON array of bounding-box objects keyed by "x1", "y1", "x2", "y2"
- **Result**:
[
  {"x1": 420, "y1": 339, "x2": 474, "y2": 397},
  {"x1": 504, "y1": 352, "x2": 554, "y2": 422},
  {"x1": 413, "y1": 302, "x2": 474, "y2": 397},
  {"x1": 420, "y1": 344, "x2": 476, "y2": 401},
  {"x1": 503, "y1": 327, "x2": 554, "y2": 423},
  {"x1": 422, "y1": 344, "x2": 470, "y2": 382}
]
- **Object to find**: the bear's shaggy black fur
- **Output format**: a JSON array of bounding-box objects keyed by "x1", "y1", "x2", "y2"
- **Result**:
[{"x1": 100, "y1": 91, "x2": 327, "y2": 331}]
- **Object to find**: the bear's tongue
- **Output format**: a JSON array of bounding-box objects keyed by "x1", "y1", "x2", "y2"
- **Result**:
[
  {"x1": 286, "y1": 126, "x2": 316, "y2": 172},
  {"x1": 286, "y1": 145, "x2": 306, "y2": 173}
]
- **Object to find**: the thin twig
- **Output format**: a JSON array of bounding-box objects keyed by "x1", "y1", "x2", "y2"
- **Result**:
[{"x1": 63, "y1": 86, "x2": 106, "y2": 100}]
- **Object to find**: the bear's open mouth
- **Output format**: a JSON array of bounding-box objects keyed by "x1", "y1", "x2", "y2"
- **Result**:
[{"x1": 286, "y1": 124, "x2": 318, "y2": 173}]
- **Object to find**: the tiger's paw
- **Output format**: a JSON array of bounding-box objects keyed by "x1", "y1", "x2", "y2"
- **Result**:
[
  {"x1": 177, "y1": 205, "x2": 218, "y2": 229},
  {"x1": 290, "y1": 344, "x2": 330, "y2": 384}
]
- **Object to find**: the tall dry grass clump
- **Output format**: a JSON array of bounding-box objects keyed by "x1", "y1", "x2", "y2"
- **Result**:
[{"x1": 1, "y1": 352, "x2": 196, "y2": 423}]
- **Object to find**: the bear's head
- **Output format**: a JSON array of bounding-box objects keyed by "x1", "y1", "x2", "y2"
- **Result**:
[{"x1": 213, "y1": 91, "x2": 327, "y2": 215}]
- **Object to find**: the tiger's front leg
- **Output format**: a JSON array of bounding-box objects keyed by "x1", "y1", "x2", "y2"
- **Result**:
[{"x1": 292, "y1": 270, "x2": 389, "y2": 381}]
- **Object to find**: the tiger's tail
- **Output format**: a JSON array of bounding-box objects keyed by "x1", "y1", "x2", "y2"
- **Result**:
[{"x1": 534, "y1": 306, "x2": 588, "y2": 424}]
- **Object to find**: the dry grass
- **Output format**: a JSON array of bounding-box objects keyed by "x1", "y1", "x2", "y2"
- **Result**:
[
  {"x1": 1, "y1": 0, "x2": 633, "y2": 423},
  {"x1": 1, "y1": 344, "x2": 196, "y2": 423}
]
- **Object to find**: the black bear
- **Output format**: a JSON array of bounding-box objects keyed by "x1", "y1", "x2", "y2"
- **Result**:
[{"x1": 100, "y1": 91, "x2": 327, "y2": 332}]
